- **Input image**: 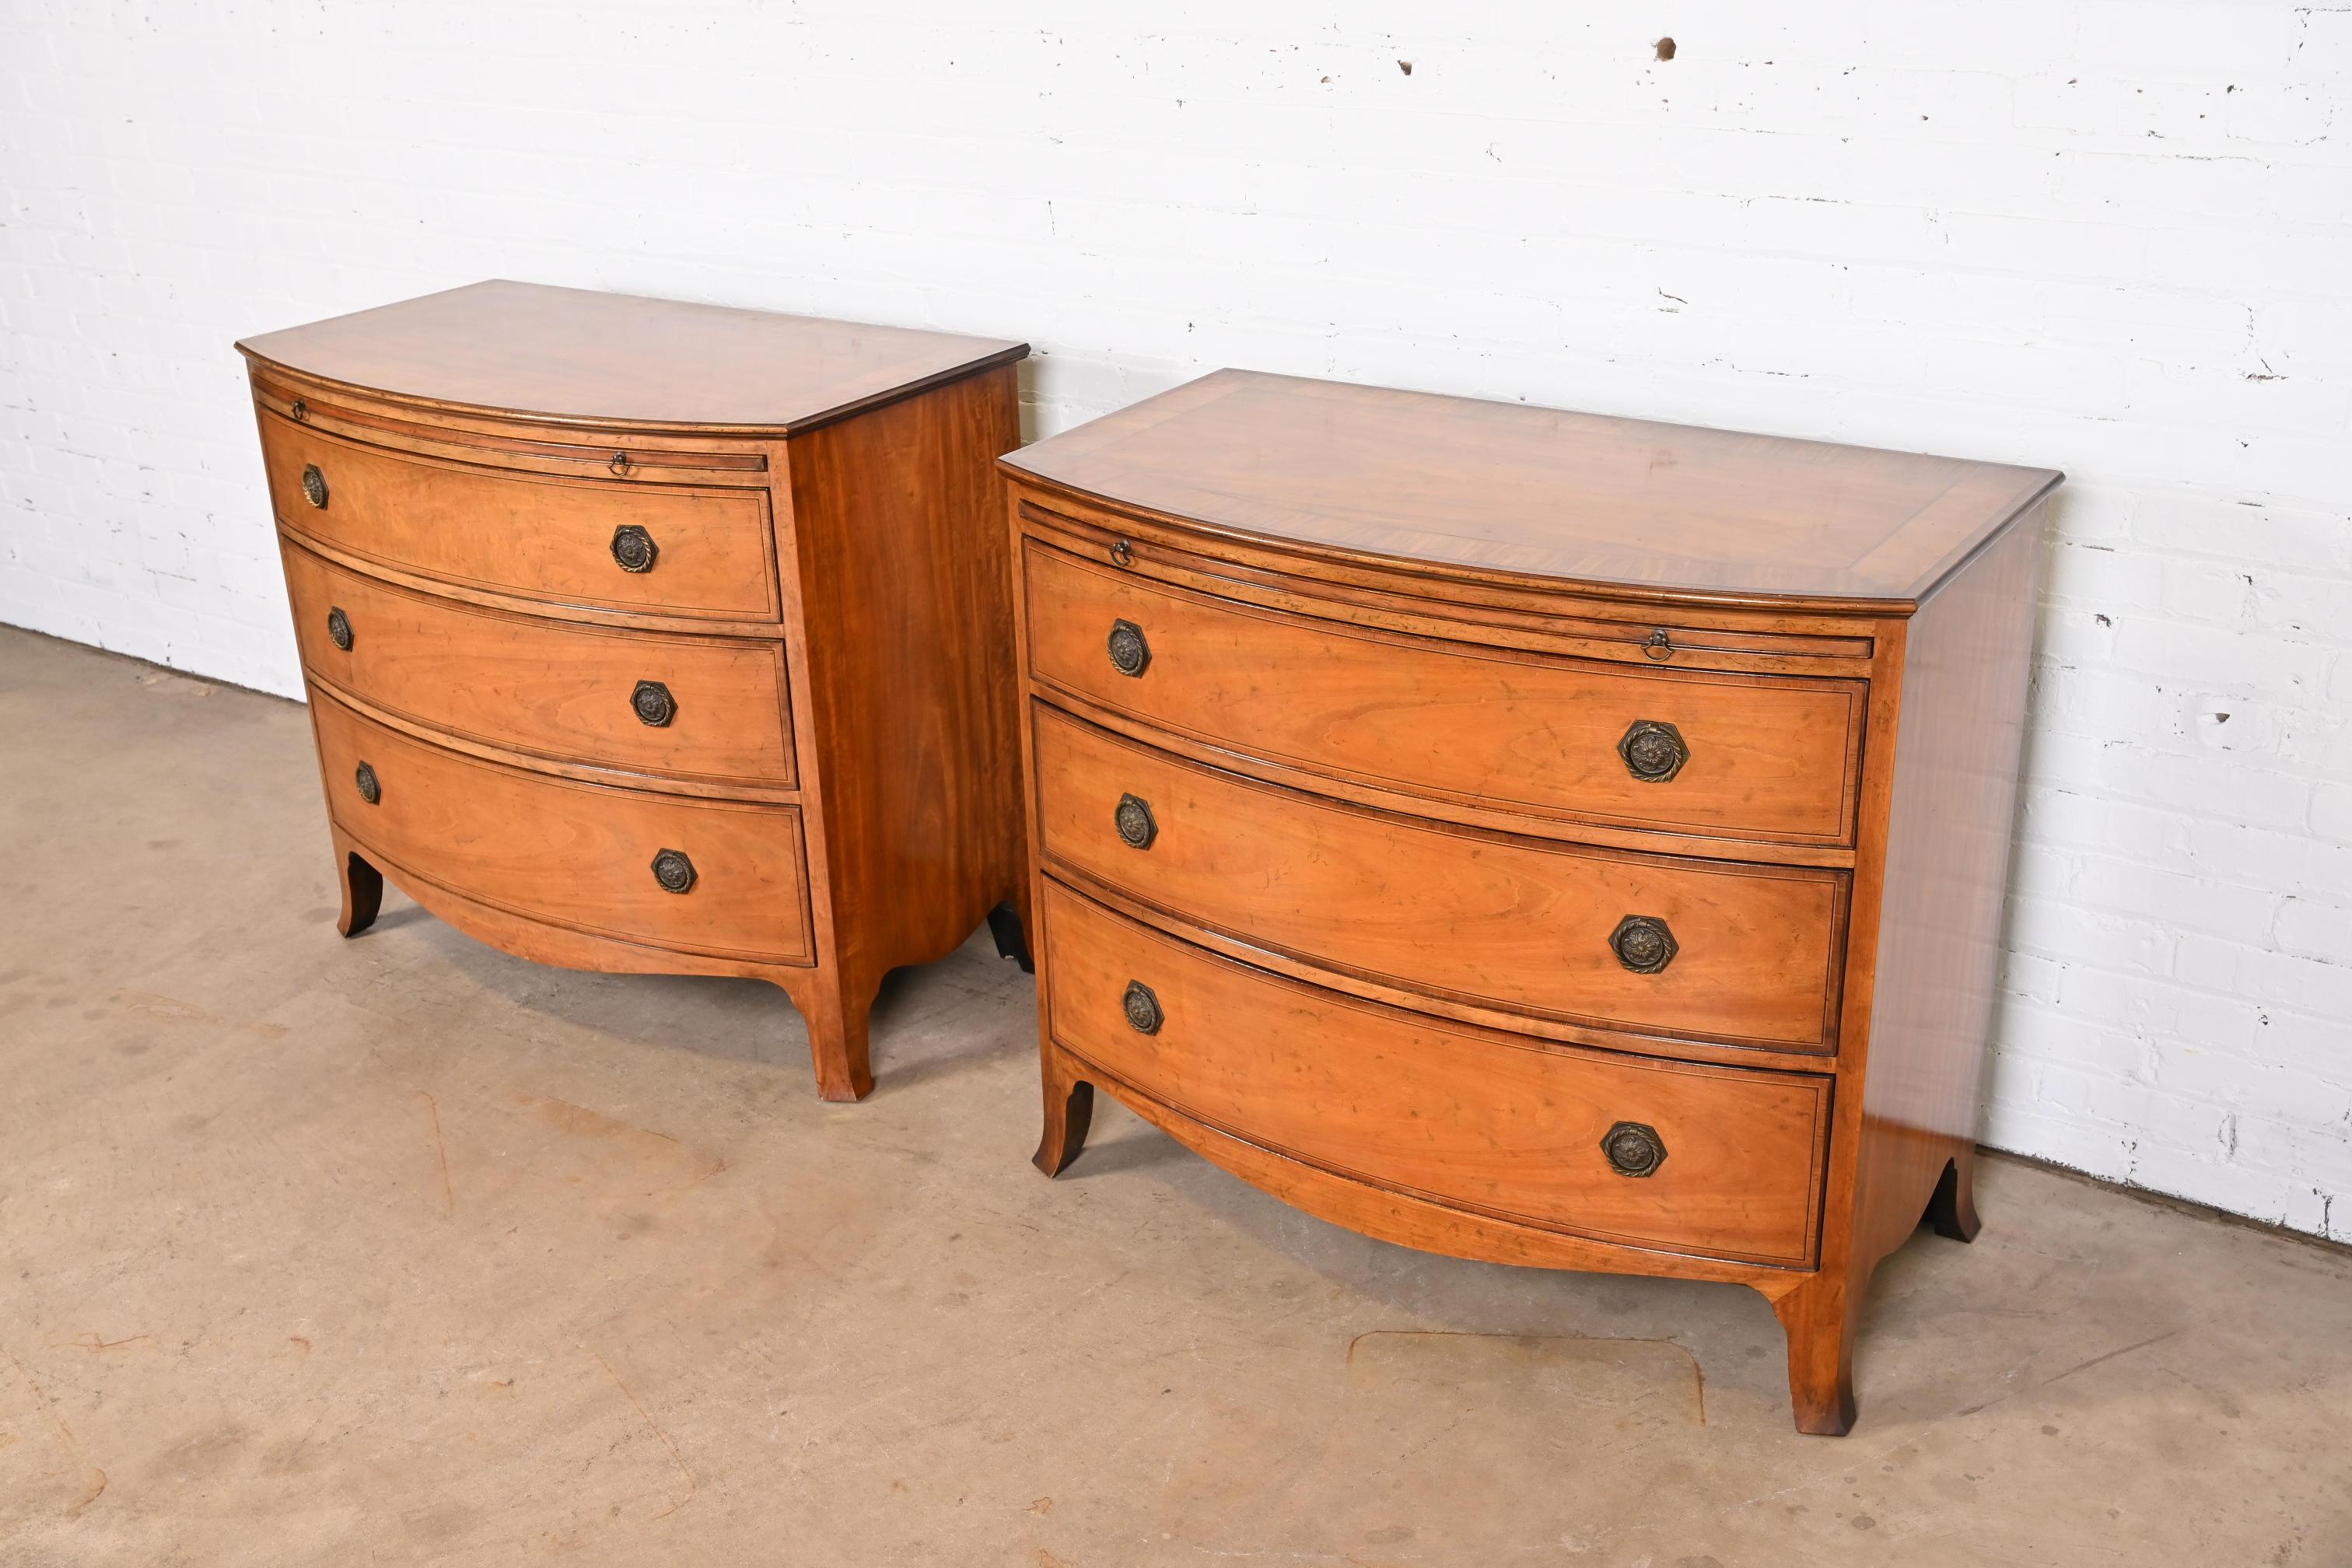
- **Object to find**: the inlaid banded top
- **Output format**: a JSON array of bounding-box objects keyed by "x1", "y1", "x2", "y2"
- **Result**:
[
  {"x1": 1000, "y1": 369, "x2": 2060, "y2": 607},
  {"x1": 237, "y1": 280, "x2": 1027, "y2": 434}
]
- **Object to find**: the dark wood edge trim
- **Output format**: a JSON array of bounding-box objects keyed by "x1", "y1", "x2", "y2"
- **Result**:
[
  {"x1": 1059, "y1": 1047, "x2": 1822, "y2": 1270},
  {"x1": 1836, "y1": 682, "x2": 1867, "y2": 844},
  {"x1": 1906, "y1": 478, "x2": 2065, "y2": 606},
  {"x1": 1802, "y1": 1074, "x2": 1836, "y2": 1263},
  {"x1": 239, "y1": 341, "x2": 1031, "y2": 436},
  {"x1": 1027, "y1": 534, "x2": 1878, "y2": 693},
  {"x1": 334, "y1": 814, "x2": 817, "y2": 968},
  {"x1": 1002, "y1": 473, "x2": 1931, "y2": 618},
  {"x1": 261, "y1": 404, "x2": 777, "y2": 503},
  {"x1": 1817, "y1": 875, "x2": 1856, "y2": 1066},
  {"x1": 251, "y1": 376, "x2": 770, "y2": 477},
  {"x1": 1022, "y1": 508, "x2": 1881, "y2": 666},
  {"x1": 779, "y1": 342, "x2": 1033, "y2": 434}
]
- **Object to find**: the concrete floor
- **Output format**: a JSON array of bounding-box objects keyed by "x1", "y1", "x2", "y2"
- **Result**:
[{"x1": 2, "y1": 625, "x2": 2348, "y2": 1568}]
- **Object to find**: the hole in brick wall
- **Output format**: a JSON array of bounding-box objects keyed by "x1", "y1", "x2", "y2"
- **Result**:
[{"x1": 1654, "y1": 37, "x2": 1676, "y2": 60}]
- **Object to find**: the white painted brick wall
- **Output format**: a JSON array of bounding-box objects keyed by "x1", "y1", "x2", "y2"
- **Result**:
[{"x1": 3, "y1": 1, "x2": 2346, "y2": 1237}]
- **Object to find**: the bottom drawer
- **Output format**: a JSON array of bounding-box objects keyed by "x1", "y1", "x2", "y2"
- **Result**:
[
  {"x1": 1043, "y1": 882, "x2": 1830, "y2": 1266},
  {"x1": 311, "y1": 689, "x2": 814, "y2": 964}
]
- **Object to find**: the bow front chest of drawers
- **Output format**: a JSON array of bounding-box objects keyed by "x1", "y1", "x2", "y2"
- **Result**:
[
  {"x1": 238, "y1": 282, "x2": 1028, "y2": 1100},
  {"x1": 1002, "y1": 369, "x2": 2060, "y2": 1433}
]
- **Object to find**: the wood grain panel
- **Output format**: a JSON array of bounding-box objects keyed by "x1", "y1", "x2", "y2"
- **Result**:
[
  {"x1": 283, "y1": 541, "x2": 793, "y2": 788},
  {"x1": 1033, "y1": 706, "x2": 1847, "y2": 1052},
  {"x1": 237, "y1": 278, "x2": 1026, "y2": 433},
  {"x1": 1024, "y1": 540, "x2": 1866, "y2": 846},
  {"x1": 1850, "y1": 505, "x2": 2051, "y2": 1273},
  {"x1": 310, "y1": 690, "x2": 812, "y2": 964},
  {"x1": 1000, "y1": 369, "x2": 2059, "y2": 606},
  {"x1": 1044, "y1": 884, "x2": 1830, "y2": 1265},
  {"x1": 261, "y1": 413, "x2": 779, "y2": 618},
  {"x1": 775, "y1": 364, "x2": 1030, "y2": 1099}
]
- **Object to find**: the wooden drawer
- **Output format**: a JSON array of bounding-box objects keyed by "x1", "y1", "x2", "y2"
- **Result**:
[
  {"x1": 1023, "y1": 541, "x2": 1864, "y2": 846},
  {"x1": 311, "y1": 691, "x2": 813, "y2": 964},
  {"x1": 261, "y1": 413, "x2": 779, "y2": 620},
  {"x1": 283, "y1": 542, "x2": 795, "y2": 789},
  {"x1": 1034, "y1": 706, "x2": 1846, "y2": 1052},
  {"x1": 1043, "y1": 884, "x2": 1830, "y2": 1266}
]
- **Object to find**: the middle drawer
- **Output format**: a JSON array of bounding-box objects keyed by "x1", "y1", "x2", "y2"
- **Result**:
[
  {"x1": 285, "y1": 542, "x2": 795, "y2": 790},
  {"x1": 1034, "y1": 705, "x2": 1846, "y2": 1054}
]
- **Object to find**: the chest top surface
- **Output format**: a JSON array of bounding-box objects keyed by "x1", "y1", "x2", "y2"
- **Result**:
[
  {"x1": 236, "y1": 280, "x2": 1027, "y2": 434},
  {"x1": 1001, "y1": 369, "x2": 2060, "y2": 607}
]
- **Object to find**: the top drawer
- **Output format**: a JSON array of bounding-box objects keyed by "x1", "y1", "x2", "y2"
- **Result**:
[
  {"x1": 1021, "y1": 541, "x2": 1866, "y2": 848},
  {"x1": 260, "y1": 412, "x2": 780, "y2": 620}
]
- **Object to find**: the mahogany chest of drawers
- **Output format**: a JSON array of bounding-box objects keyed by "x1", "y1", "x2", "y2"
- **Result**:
[
  {"x1": 238, "y1": 282, "x2": 1028, "y2": 1100},
  {"x1": 1001, "y1": 369, "x2": 2060, "y2": 1434}
]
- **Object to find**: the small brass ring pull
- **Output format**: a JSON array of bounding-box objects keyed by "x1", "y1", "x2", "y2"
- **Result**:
[
  {"x1": 611, "y1": 525, "x2": 658, "y2": 573},
  {"x1": 1122, "y1": 979, "x2": 1164, "y2": 1035},
  {"x1": 1643, "y1": 627, "x2": 1674, "y2": 660},
  {"x1": 1601, "y1": 1120, "x2": 1667, "y2": 1178},
  {"x1": 631, "y1": 680, "x2": 677, "y2": 727},
  {"x1": 326, "y1": 606, "x2": 352, "y2": 652},
  {"x1": 1618, "y1": 719, "x2": 1689, "y2": 782},
  {"x1": 354, "y1": 761, "x2": 380, "y2": 806},
  {"x1": 1113, "y1": 793, "x2": 1157, "y2": 849},
  {"x1": 1109, "y1": 538, "x2": 1133, "y2": 568},
  {"x1": 1107, "y1": 618, "x2": 1150, "y2": 677},
  {"x1": 608, "y1": 451, "x2": 632, "y2": 476},
  {"x1": 1609, "y1": 915, "x2": 1678, "y2": 974},
  {"x1": 650, "y1": 848, "x2": 697, "y2": 894},
  {"x1": 290, "y1": 398, "x2": 309, "y2": 422},
  {"x1": 300, "y1": 464, "x2": 329, "y2": 509}
]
